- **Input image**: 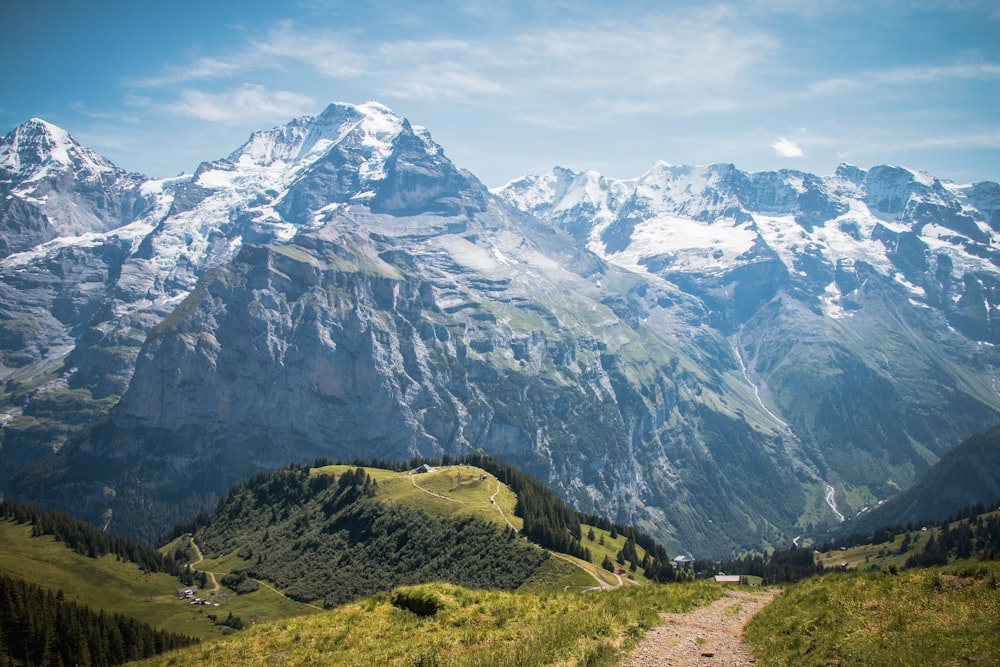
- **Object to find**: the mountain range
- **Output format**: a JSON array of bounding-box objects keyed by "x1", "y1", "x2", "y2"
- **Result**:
[{"x1": 1, "y1": 102, "x2": 998, "y2": 556}]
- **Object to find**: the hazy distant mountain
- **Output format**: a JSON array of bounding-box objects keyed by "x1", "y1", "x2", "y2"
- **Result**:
[
  {"x1": 2, "y1": 103, "x2": 999, "y2": 556},
  {"x1": 837, "y1": 422, "x2": 1000, "y2": 533}
]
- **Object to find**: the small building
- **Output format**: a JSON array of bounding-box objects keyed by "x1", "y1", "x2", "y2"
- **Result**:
[
  {"x1": 714, "y1": 574, "x2": 742, "y2": 584},
  {"x1": 177, "y1": 586, "x2": 198, "y2": 599},
  {"x1": 671, "y1": 555, "x2": 695, "y2": 571},
  {"x1": 414, "y1": 464, "x2": 436, "y2": 474}
]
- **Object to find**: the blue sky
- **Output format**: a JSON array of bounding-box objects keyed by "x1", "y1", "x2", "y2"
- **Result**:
[{"x1": 4, "y1": 0, "x2": 999, "y2": 185}]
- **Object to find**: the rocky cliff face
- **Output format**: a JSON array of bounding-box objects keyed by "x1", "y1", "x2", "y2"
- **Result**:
[
  {"x1": 499, "y1": 161, "x2": 1000, "y2": 532},
  {"x1": 3, "y1": 104, "x2": 1000, "y2": 555},
  {"x1": 0, "y1": 119, "x2": 148, "y2": 257}
]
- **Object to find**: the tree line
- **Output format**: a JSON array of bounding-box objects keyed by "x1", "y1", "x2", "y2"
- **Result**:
[
  {"x1": 816, "y1": 500, "x2": 1000, "y2": 570},
  {"x1": 310, "y1": 452, "x2": 683, "y2": 580},
  {"x1": 187, "y1": 466, "x2": 548, "y2": 608},
  {"x1": 904, "y1": 511, "x2": 1000, "y2": 568},
  {"x1": 820, "y1": 500, "x2": 1000, "y2": 553},
  {"x1": 0, "y1": 573, "x2": 198, "y2": 666},
  {"x1": 694, "y1": 546, "x2": 825, "y2": 584},
  {"x1": 1, "y1": 501, "x2": 180, "y2": 575}
]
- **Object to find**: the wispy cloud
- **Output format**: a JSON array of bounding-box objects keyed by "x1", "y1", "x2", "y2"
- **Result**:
[
  {"x1": 132, "y1": 55, "x2": 260, "y2": 88},
  {"x1": 803, "y1": 60, "x2": 1000, "y2": 100},
  {"x1": 131, "y1": 10, "x2": 777, "y2": 126},
  {"x1": 249, "y1": 21, "x2": 366, "y2": 78},
  {"x1": 161, "y1": 85, "x2": 316, "y2": 123}
]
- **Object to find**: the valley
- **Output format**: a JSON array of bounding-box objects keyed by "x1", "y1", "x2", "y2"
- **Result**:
[
  {"x1": 5, "y1": 3, "x2": 999, "y2": 663},
  {"x1": 1, "y1": 456, "x2": 998, "y2": 665},
  {"x1": 3, "y1": 103, "x2": 999, "y2": 558}
]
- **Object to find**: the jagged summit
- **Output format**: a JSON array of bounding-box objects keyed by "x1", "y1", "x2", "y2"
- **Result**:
[
  {"x1": 2, "y1": 102, "x2": 1000, "y2": 556},
  {"x1": 499, "y1": 163, "x2": 1000, "y2": 326},
  {"x1": 0, "y1": 118, "x2": 148, "y2": 257},
  {"x1": 1, "y1": 118, "x2": 121, "y2": 180},
  {"x1": 223, "y1": 101, "x2": 440, "y2": 172}
]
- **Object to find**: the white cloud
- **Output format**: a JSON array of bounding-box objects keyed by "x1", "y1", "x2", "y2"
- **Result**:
[
  {"x1": 161, "y1": 85, "x2": 316, "y2": 124},
  {"x1": 132, "y1": 11, "x2": 778, "y2": 127},
  {"x1": 771, "y1": 137, "x2": 805, "y2": 157},
  {"x1": 249, "y1": 21, "x2": 366, "y2": 78},
  {"x1": 132, "y1": 56, "x2": 259, "y2": 88}
]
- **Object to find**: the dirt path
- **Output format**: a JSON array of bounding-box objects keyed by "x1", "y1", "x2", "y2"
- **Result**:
[
  {"x1": 186, "y1": 537, "x2": 219, "y2": 595},
  {"x1": 189, "y1": 535, "x2": 324, "y2": 612},
  {"x1": 621, "y1": 588, "x2": 779, "y2": 667},
  {"x1": 254, "y1": 577, "x2": 325, "y2": 611}
]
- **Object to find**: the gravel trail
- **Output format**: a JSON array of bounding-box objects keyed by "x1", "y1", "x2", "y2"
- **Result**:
[{"x1": 621, "y1": 588, "x2": 779, "y2": 667}]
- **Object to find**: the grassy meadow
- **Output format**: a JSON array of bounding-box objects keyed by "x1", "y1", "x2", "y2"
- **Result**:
[
  {"x1": 135, "y1": 580, "x2": 723, "y2": 667},
  {"x1": 0, "y1": 518, "x2": 320, "y2": 640},
  {"x1": 312, "y1": 464, "x2": 525, "y2": 532},
  {"x1": 745, "y1": 559, "x2": 1000, "y2": 666}
]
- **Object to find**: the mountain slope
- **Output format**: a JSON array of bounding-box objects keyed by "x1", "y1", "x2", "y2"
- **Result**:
[
  {"x1": 0, "y1": 119, "x2": 149, "y2": 257},
  {"x1": 498, "y1": 163, "x2": 1000, "y2": 528},
  {"x1": 2, "y1": 104, "x2": 1000, "y2": 557},
  {"x1": 840, "y1": 422, "x2": 1000, "y2": 532},
  {"x1": 189, "y1": 465, "x2": 549, "y2": 608}
]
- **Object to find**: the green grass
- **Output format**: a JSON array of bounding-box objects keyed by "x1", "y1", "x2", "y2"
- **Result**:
[
  {"x1": 581, "y1": 525, "x2": 653, "y2": 583},
  {"x1": 517, "y1": 555, "x2": 600, "y2": 593},
  {"x1": 311, "y1": 464, "x2": 652, "y2": 587},
  {"x1": 312, "y1": 464, "x2": 524, "y2": 532},
  {"x1": 816, "y1": 528, "x2": 940, "y2": 572},
  {"x1": 0, "y1": 520, "x2": 318, "y2": 640},
  {"x1": 745, "y1": 560, "x2": 1000, "y2": 666},
  {"x1": 136, "y1": 580, "x2": 723, "y2": 667}
]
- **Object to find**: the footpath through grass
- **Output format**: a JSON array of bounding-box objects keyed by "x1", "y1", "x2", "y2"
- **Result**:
[
  {"x1": 745, "y1": 559, "x2": 1000, "y2": 666},
  {"x1": 136, "y1": 580, "x2": 722, "y2": 666}
]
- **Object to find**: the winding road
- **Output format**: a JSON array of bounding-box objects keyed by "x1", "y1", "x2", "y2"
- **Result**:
[
  {"x1": 186, "y1": 536, "x2": 323, "y2": 611},
  {"x1": 186, "y1": 537, "x2": 219, "y2": 595}
]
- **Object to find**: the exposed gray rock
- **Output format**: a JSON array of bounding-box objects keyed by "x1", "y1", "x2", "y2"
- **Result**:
[{"x1": 4, "y1": 104, "x2": 1000, "y2": 556}]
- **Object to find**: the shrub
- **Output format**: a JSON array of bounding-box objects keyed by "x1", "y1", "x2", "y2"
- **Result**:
[{"x1": 391, "y1": 588, "x2": 444, "y2": 617}]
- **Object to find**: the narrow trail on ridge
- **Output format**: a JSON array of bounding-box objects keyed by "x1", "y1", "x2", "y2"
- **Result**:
[
  {"x1": 621, "y1": 588, "x2": 779, "y2": 667},
  {"x1": 409, "y1": 468, "x2": 619, "y2": 590}
]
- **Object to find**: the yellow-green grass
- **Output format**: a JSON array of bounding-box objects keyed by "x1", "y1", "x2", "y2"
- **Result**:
[
  {"x1": 815, "y1": 527, "x2": 940, "y2": 572},
  {"x1": 136, "y1": 580, "x2": 724, "y2": 667},
  {"x1": 312, "y1": 464, "x2": 523, "y2": 532},
  {"x1": 177, "y1": 542, "x2": 323, "y2": 626},
  {"x1": 311, "y1": 464, "x2": 658, "y2": 587},
  {"x1": 745, "y1": 560, "x2": 1000, "y2": 667},
  {"x1": 0, "y1": 520, "x2": 211, "y2": 639},
  {"x1": 0, "y1": 520, "x2": 318, "y2": 640},
  {"x1": 580, "y1": 525, "x2": 654, "y2": 584},
  {"x1": 517, "y1": 555, "x2": 601, "y2": 593}
]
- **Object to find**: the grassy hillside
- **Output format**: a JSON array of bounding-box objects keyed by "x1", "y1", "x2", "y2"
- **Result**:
[
  {"x1": 135, "y1": 580, "x2": 723, "y2": 667},
  {"x1": 189, "y1": 465, "x2": 560, "y2": 608},
  {"x1": 313, "y1": 463, "x2": 523, "y2": 532},
  {"x1": 745, "y1": 560, "x2": 1000, "y2": 666},
  {"x1": 815, "y1": 507, "x2": 1000, "y2": 573},
  {"x1": 0, "y1": 518, "x2": 317, "y2": 640}
]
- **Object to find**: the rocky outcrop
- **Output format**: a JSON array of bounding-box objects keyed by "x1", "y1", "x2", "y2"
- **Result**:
[
  {"x1": 4, "y1": 105, "x2": 1000, "y2": 556},
  {"x1": 0, "y1": 119, "x2": 148, "y2": 257}
]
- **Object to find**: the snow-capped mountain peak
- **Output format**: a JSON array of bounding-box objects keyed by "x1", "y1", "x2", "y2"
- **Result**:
[
  {"x1": 4, "y1": 101, "x2": 1000, "y2": 560},
  {"x1": 0, "y1": 118, "x2": 148, "y2": 257},
  {"x1": 1, "y1": 118, "x2": 120, "y2": 182},
  {"x1": 499, "y1": 161, "x2": 1000, "y2": 334}
]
